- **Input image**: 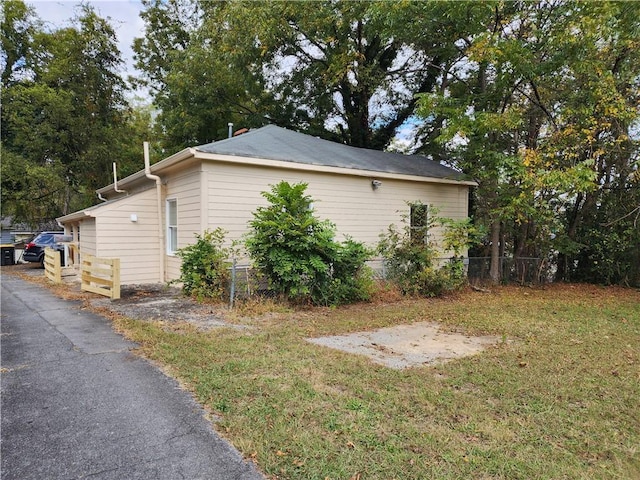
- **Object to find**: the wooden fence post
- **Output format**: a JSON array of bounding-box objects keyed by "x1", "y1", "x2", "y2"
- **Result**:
[
  {"x1": 44, "y1": 248, "x2": 62, "y2": 284},
  {"x1": 111, "y1": 258, "x2": 120, "y2": 300},
  {"x1": 81, "y1": 254, "x2": 121, "y2": 300}
]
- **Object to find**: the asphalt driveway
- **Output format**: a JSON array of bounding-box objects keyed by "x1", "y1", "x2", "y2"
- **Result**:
[{"x1": 0, "y1": 274, "x2": 263, "y2": 480}]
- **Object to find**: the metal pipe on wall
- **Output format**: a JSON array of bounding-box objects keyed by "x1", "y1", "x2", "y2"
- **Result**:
[
  {"x1": 144, "y1": 142, "x2": 165, "y2": 283},
  {"x1": 113, "y1": 163, "x2": 127, "y2": 194}
]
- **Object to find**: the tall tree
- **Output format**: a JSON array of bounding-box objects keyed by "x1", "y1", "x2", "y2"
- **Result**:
[
  {"x1": 0, "y1": 0, "x2": 38, "y2": 86},
  {"x1": 549, "y1": 2, "x2": 640, "y2": 285},
  {"x1": 133, "y1": 0, "x2": 463, "y2": 151},
  {"x1": 2, "y1": 3, "x2": 153, "y2": 226},
  {"x1": 416, "y1": 1, "x2": 639, "y2": 285}
]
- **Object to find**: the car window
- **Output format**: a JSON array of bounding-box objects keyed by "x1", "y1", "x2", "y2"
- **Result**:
[
  {"x1": 33, "y1": 234, "x2": 47, "y2": 243},
  {"x1": 35, "y1": 233, "x2": 57, "y2": 244}
]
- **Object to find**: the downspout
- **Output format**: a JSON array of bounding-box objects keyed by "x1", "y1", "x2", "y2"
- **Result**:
[
  {"x1": 56, "y1": 220, "x2": 68, "y2": 267},
  {"x1": 144, "y1": 141, "x2": 165, "y2": 283},
  {"x1": 113, "y1": 162, "x2": 127, "y2": 194}
]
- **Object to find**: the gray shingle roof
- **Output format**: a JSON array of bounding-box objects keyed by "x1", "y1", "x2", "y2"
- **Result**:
[{"x1": 195, "y1": 125, "x2": 467, "y2": 181}]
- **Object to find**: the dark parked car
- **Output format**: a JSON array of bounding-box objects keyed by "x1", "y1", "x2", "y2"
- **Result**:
[{"x1": 23, "y1": 232, "x2": 65, "y2": 267}]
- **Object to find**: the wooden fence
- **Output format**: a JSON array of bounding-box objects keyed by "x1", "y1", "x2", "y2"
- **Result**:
[
  {"x1": 81, "y1": 254, "x2": 121, "y2": 300},
  {"x1": 44, "y1": 248, "x2": 62, "y2": 284}
]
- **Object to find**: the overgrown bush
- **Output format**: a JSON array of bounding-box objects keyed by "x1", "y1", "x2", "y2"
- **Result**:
[
  {"x1": 316, "y1": 239, "x2": 375, "y2": 306},
  {"x1": 245, "y1": 181, "x2": 372, "y2": 306},
  {"x1": 378, "y1": 202, "x2": 470, "y2": 297},
  {"x1": 173, "y1": 228, "x2": 230, "y2": 301},
  {"x1": 414, "y1": 263, "x2": 465, "y2": 297}
]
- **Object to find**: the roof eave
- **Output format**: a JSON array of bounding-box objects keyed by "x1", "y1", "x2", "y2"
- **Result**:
[
  {"x1": 194, "y1": 151, "x2": 477, "y2": 186},
  {"x1": 97, "y1": 148, "x2": 195, "y2": 196},
  {"x1": 57, "y1": 210, "x2": 93, "y2": 224}
]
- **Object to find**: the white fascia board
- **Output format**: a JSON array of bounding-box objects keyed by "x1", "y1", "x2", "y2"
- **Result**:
[
  {"x1": 194, "y1": 151, "x2": 478, "y2": 187},
  {"x1": 57, "y1": 209, "x2": 94, "y2": 223}
]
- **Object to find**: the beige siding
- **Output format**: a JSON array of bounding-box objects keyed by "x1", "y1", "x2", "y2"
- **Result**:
[
  {"x1": 77, "y1": 158, "x2": 469, "y2": 286},
  {"x1": 163, "y1": 163, "x2": 202, "y2": 282},
  {"x1": 93, "y1": 188, "x2": 161, "y2": 285},
  {"x1": 203, "y1": 162, "x2": 469, "y2": 259},
  {"x1": 79, "y1": 219, "x2": 96, "y2": 256}
]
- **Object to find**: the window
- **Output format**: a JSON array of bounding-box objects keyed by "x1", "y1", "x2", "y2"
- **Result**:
[
  {"x1": 410, "y1": 203, "x2": 428, "y2": 244},
  {"x1": 167, "y1": 199, "x2": 178, "y2": 254}
]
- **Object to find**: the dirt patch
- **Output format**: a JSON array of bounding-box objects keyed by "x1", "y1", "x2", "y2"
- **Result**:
[
  {"x1": 308, "y1": 322, "x2": 501, "y2": 369},
  {"x1": 107, "y1": 284, "x2": 502, "y2": 366},
  {"x1": 88, "y1": 283, "x2": 238, "y2": 330},
  {"x1": 4, "y1": 264, "x2": 235, "y2": 331},
  {"x1": 5, "y1": 263, "x2": 500, "y2": 366}
]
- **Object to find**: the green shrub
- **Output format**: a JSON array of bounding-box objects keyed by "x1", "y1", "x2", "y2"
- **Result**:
[
  {"x1": 174, "y1": 228, "x2": 230, "y2": 301},
  {"x1": 314, "y1": 239, "x2": 375, "y2": 306},
  {"x1": 245, "y1": 181, "x2": 372, "y2": 306},
  {"x1": 412, "y1": 262, "x2": 466, "y2": 297},
  {"x1": 378, "y1": 202, "x2": 469, "y2": 297}
]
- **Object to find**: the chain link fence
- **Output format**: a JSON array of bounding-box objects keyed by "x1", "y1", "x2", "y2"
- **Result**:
[
  {"x1": 226, "y1": 256, "x2": 549, "y2": 306},
  {"x1": 466, "y1": 256, "x2": 549, "y2": 285}
]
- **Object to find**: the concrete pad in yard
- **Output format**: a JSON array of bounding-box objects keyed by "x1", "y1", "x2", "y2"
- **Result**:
[{"x1": 307, "y1": 322, "x2": 500, "y2": 369}]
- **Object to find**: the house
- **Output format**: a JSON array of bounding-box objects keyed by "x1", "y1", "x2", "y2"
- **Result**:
[
  {"x1": 57, "y1": 125, "x2": 476, "y2": 285},
  {"x1": 0, "y1": 217, "x2": 37, "y2": 264},
  {"x1": 1, "y1": 217, "x2": 35, "y2": 245}
]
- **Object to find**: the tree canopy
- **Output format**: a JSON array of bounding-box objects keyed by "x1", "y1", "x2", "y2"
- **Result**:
[
  {"x1": 1, "y1": 1, "x2": 156, "y2": 226},
  {"x1": 133, "y1": 0, "x2": 470, "y2": 152},
  {"x1": 2, "y1": 0, "x2": 638, "y2": 286},
  {"x1": 412, "y1": 1, "x2": 639, "y2": 285}
]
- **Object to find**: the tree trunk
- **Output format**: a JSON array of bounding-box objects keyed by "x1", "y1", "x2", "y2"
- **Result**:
[
  {"x1": 555, "y1": 190, "x2": 597, "y2": 282},
  {"x1": 489, "y1": 219, "x2": 501, "y2": 284},
  {"x1": 64, "y1": 182, "x2": 71, "y2": 216}
]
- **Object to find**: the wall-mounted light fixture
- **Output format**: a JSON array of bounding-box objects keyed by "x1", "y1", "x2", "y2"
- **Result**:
[
  {"x1": 371, "y1": 179, "x2": 382, "y2": 190},
  {"x1": 130, "y1": 214, "x2": 138, "y2": 222}
]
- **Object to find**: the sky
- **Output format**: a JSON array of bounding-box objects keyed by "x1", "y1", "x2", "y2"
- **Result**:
[{"x1": 31, "y1": 0, "x2": 146, "y2": 92}]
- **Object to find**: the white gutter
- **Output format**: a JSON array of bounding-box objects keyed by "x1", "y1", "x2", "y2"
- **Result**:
[
  {"x1": 144, "y1": 141, "x2": 165, "y2": 283},
  {"x1": 96, "y1": 148, "x2": 194, "y2": 197}
]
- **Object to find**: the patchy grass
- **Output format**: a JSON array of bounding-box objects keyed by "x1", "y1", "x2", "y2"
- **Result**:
[
  {"x1": 6, "y1": 266, "x2": 638, "y2": 479},
  {"x1": 111, "y1": 284, "x2": 640, "y2": 480}
]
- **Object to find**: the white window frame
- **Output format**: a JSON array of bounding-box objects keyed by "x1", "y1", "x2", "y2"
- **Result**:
[{"x1": 166, "y1": 199, "x2": 178, "y2": 254}]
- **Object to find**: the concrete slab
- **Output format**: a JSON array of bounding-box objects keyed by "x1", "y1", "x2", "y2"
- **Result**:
[{"x1": 308, "y1": 321, "x2": 500, "y2": 369}]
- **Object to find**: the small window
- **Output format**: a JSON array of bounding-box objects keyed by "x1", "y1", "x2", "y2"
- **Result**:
[
  {"x1": 410, "y1": 203, "x2": 428, "y2": 244},
  {"x1": 167, "y1": 199, "x2": 178, "y2": 254}
]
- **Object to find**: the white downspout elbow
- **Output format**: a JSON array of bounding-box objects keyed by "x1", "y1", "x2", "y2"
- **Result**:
[
  {"x1": 144, "y1": 141, "x2": 165, "y2": 283},
  {"x1": 113, "y1": 162, "x2": 127, "y2": 194}
]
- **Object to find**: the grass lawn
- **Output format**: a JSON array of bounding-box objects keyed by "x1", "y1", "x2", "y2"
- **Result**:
[{"x1": 112, "y1": 284, "x2": 639, "y2": 479}]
